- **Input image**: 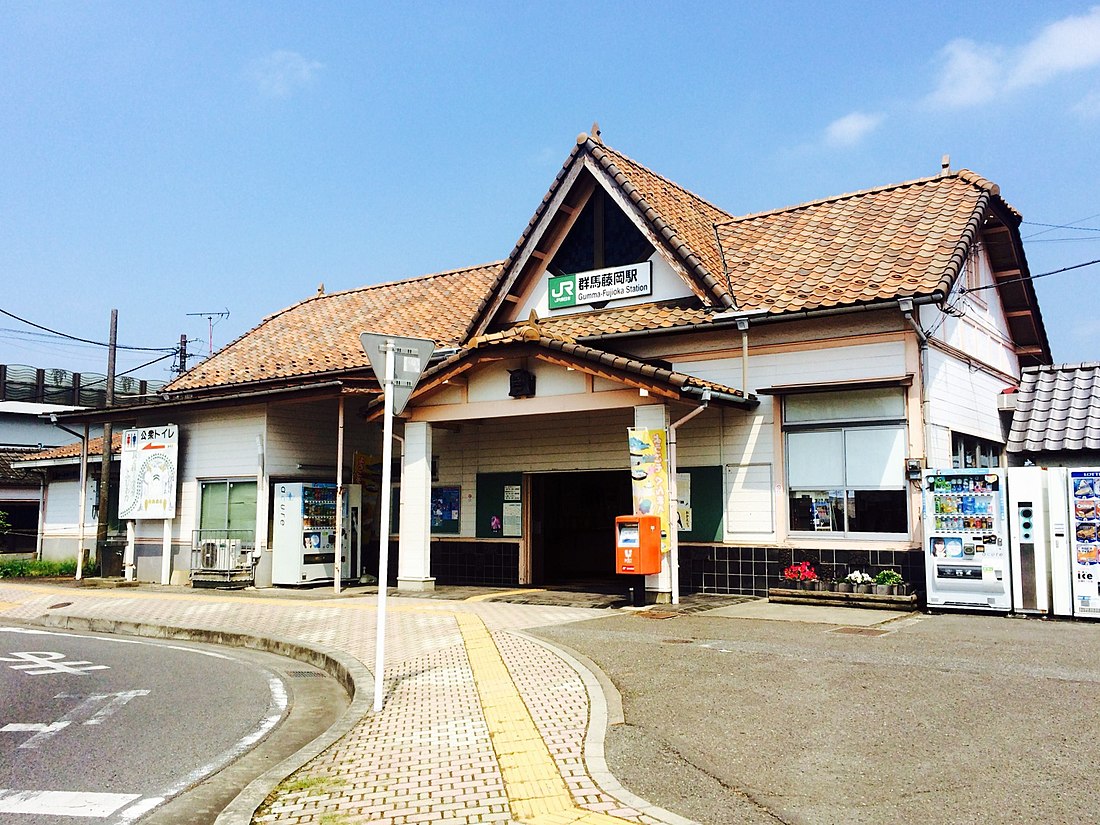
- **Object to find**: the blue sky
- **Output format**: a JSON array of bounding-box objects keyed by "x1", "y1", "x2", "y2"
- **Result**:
[{"x1": 2, "y1": 1, "x2": 1098, "y2": 381}]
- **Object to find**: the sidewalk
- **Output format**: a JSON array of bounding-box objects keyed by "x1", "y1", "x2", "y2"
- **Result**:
[{"x1": 0, "y1": 581, "x2": 695, "y2": 825}]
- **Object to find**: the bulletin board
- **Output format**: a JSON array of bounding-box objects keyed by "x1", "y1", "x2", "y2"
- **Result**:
[
  {"x1": 677, "y1": 465, "x2": 723, "y2": 542},
  {"x1": 475, "y1": 472, "x2": 523, "y2": 538},
  {"x1": 431, "y1": 486, "x2": 461, "y2": 534}
]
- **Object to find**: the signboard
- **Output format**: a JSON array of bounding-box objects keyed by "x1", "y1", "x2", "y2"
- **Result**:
[
  {"x1": 118, "y1": 425, "x2": 179, "y2": 520},
  {"x1": 360, "y1": 332, "x2": 435, "y2": 416},
  {"x1": 627, "y1": 427, "x2": 670, "y2": 555},
  {"x1": 549, "y1": 261, "x2": 652, "y2": 310}
]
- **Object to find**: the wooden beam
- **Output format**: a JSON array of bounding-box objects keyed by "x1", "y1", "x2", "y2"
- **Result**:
[{"x1": 993, "y1": 268, "x2": 1023, "y2": 279}]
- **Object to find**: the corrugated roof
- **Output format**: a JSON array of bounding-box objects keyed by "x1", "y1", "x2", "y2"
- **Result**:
[
  {"x1": 1007, "y1": 363, "x2": 1100, "y2": 453},
  {"x1": 166, "y1": 263, "x2": 502, "y2": 393},
  {"x1": 715, "y1": 171, "x2": 994, "y2": 313}
]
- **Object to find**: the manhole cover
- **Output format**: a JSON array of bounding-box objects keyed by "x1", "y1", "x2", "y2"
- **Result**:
[
  {"x1": 829, "y1": 626, "x2": 890, "y2": 637},
  {"x1": 48, "y1": 602, "x2": 73, "y2": 610},
  {"x1": 287, "y1": 670, "x2": 326, "y2": 678},
  {"x1": 660, "y1": 638, "x2": 693, "y2": 644}
]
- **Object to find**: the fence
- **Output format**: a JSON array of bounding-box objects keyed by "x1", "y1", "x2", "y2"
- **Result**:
[
  {"x1": 190, "y1": 529, "x2": 256, "y2": 589},
  {"x1": 0, "y1": 364, "x2": 167, "y2": 407}
]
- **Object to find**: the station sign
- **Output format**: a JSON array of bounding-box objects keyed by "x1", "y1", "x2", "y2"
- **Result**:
[{"x1": 549, "y1": 261, "x2": 652, "y2": 310}]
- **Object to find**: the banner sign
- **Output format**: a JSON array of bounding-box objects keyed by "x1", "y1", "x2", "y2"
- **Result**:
[
  {"x1": 118, "y1": 425, "x2": 179, "y2": 520},
  {"x1": 627, "y1": 427, "x2": 670, "y2": 555},
  {"x1": 549, "y1": 261, "x2": 652, "y2": 310}
]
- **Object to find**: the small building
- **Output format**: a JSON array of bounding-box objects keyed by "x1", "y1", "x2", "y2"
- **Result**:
[{"x1": 26, "y1": 132, "x2": 1051, "y2": 597}]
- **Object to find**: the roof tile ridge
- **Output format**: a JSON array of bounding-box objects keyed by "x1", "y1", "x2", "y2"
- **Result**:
[
  {"x1": 532, "y1": 297, "x2": 701, "y2": 323},
  {"x1": 716, "y1": 170, "x2": 992, "y2": 227},
  {"x1": 294, "y1": 260, "x2": 507, "y2": 305},
  {"x1": 594, "y1": 142, "x2": 736, "y2": 220}
]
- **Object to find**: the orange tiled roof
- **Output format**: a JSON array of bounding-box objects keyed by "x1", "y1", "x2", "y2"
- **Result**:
[
  {"x1": 166, "y1": 263, "x2": 502, "y2": 393},
  {"x1": 530, "y1": 299, "x2": 709, "y2": 340},
  {"x1": 588, "y1": 141, "x2": 736, "y2": 307},
  {"x1": 715, "y1": 171, "x2": 996, "y2": 314},
  {"x1": 21, "y1": 432, "x2": 121, "y2": 462}
]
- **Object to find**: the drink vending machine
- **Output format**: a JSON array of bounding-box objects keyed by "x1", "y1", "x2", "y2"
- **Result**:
[
  {"x1": 1065, "y1": 469, "x2": 1100, "y2": 619},
  {"x1": 272, "y1": 482, "x2": 361, "y2": 585},
  {"x1": 922, "y1": 468, "x2": 1010, "y2": 611}
]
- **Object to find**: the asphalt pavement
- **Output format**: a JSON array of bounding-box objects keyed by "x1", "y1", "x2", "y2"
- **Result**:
[{"x1": 532, "y1": 608, "x2": 1100, "y2": 825}]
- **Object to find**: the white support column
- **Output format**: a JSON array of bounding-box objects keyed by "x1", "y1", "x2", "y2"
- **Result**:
[
  {"x1": 397, "y1": 420, "x2": 435, "y2": 591},
  {"x1": 634, "y1": 403, "x2": 672, "y2": 602}
]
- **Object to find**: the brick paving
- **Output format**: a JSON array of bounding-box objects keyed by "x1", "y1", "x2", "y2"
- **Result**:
[{"x1": 0, "y1": 582, "x2": 691, "y2": 825}]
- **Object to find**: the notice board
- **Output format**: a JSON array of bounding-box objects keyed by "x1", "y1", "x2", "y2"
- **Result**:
[
  {"x1": 476, "y1": 472, "x2": 523, "y2": 538},
  {"x1": 677, "y1": 465, "x2": 723, "y2": 542}
]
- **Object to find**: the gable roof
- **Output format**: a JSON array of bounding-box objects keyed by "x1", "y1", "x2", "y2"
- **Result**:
[
  {"x1": 0, "y1": 446, "x2": 44, "y2": 485},
  {"x1": 1007, "y1": 363, "x2": 1100, "y2": 454},
  {"x1": 165, "y1": 263, "x2": 501, "y2": 394},
  {"x1": 18, "y1": 432, "x2": 122, "y2": 465},
  {"x1": 714, "y1": 170, "x2": 998, "y2": 314},
  {"x1": 469, "y1": 133, "x2": 737, "y2": 339}
]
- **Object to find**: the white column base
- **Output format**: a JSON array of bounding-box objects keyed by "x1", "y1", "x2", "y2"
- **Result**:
[{"x1": 397, "y1": 577, "x2": 436, "y2": 592}]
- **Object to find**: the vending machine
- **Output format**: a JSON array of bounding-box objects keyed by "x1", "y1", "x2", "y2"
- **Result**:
[
  {"x1": 923, "y1": 468, "x2": 1010, "y2": 611},
  {"x1": 272, "y1": 482, "x2": 361, "y2": 585},
  {"x1": 1065, "y1": 469, "x2": 1100, "y2": 619}
]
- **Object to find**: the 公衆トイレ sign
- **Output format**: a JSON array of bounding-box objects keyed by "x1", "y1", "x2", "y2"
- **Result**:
[
  {"x1": 118, "y1": 425, "x2": 179, "y2": 520},
  {"x1": 549, "y1": 261, "x2": 652, "y2": 309}
]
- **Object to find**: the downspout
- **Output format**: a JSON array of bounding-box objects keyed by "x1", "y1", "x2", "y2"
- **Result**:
[
  {"x1": 668, "y1": 389, "x2": 711, "y2": 605},
  {"x1": 900, "y1": 298, "x2": 931, "y2": 516}
]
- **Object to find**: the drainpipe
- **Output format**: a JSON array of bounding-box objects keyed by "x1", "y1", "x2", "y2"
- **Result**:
[
  {"x1": 668, "y1": 389, "x2": 711, "y2": 605},
  {"x1": 899, "y1": 298, "x2": 931, "y2": 532}
]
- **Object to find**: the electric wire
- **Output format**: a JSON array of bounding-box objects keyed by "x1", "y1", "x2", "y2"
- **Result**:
[
  {"x1": 0, "y1": 307, "x2": 178, "y2": 352},
  {"x1": 960, "y1": 257, "x2": 1100, "y2": 295}
]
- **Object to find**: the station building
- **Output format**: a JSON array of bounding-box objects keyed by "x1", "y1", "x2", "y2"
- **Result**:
[{"x1": 23, "y1": 131, "x2": 1050, "y2": 599}]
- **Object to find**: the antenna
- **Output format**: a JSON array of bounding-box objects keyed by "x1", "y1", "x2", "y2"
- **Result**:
[{"x1": 186, "y1": 308, "x2": 230, "y2": 358}]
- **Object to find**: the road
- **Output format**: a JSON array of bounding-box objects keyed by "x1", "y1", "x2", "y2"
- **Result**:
[
  {"x1": 533, "y1": 609, "x2": 1100, "y2": 825},
  {"x1": 0, "y1": 625, "x2": 293, "y2": 824}
]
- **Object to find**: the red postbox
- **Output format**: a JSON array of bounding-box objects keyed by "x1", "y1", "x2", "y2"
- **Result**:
[{"x1": 615, "y1": 514, "x2": 662, "y2": 575}]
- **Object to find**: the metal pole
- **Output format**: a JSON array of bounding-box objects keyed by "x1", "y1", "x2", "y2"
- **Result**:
[
  {"x1": 76, "y1": 423, "x2": 88, "y2": 580},
  {"x1": 160, "y1": 518, "x2": 172, "y2": 585},
  {"x1": 334, "y1": 395, "x2": 345, "y2": 595},
  {"x1": 373, "y1": 339, "x2": 395, "y2": 713}
]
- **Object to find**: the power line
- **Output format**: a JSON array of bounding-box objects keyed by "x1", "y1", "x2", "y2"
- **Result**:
[
  {"x1": 1023, "y1": 220, "x2": 1100, "y2": 234},
  {"x1": 961, "y1": 257, "x2": 1100, "y2": 294},
  {"x1": 0, "y1": 307, "x2": 177, "y2": 353}
]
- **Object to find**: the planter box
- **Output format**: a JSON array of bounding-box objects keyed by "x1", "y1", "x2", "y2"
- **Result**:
[{"x1": 768, "y1": 587, "x2": 920, "y2": 610}]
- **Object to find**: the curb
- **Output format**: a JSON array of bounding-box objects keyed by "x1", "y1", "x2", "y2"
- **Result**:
[
  {"x1": 32, "y1": 614, "x2": 375, "y2": 825},
  {"x1": 518, "y1": 631, "x2": 701, "y2": 825}
]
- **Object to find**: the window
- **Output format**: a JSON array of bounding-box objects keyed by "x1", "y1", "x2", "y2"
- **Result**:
[
  {"x1": 784, "y1": 389, "x2": 908, "y2": 536},
  {"x1": 199, "y1": 480, "x2": 257, "y2": 537},
  {"x1": 952, "y1": 432, "x2": 1001, "y2": 469}
]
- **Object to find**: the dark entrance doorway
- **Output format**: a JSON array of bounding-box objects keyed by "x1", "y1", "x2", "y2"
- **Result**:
[{"x1": 529, "y1": 470, "x2": 632, "y2": 587}]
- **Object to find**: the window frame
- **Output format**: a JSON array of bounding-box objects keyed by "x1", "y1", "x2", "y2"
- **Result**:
[
  {"x1": 783, "y1": 390, "x2": 910, "y2": 540},
  {"x1": 198, "y1": 478, "x2": 258, "y2": 539}
]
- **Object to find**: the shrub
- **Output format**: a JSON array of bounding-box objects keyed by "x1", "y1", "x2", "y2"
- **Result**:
[
  {"x1": 874, "y1": 569, "x2": 904, "y2": 586},
  {"x1": 0, "y1": 558, "x2": 92, "y2": 579}
]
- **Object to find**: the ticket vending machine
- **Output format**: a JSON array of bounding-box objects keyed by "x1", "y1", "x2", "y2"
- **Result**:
[
  {"x1": 615, "y1": 515, "x2": 662, "y2": 575},
  {"x1": 1006, "y1": 466, "x2": 1053, "y2": 615}
]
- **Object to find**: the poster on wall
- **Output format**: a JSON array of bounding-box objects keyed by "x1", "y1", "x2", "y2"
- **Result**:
[
  {"x1": 675, "y1": 471, "x2": 692, "y2": 531},
  {"x1": 431, "y1": 486, "x2": 461, "y2": 534},
  {"x1": 627, "y1": 427, "x2": 670, "y2": 554},
  {"x1": 118, "y1": 425, "x2": 179, "y2": 520}
]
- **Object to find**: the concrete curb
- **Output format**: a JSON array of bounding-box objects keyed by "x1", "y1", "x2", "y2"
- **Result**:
[
  {"x1": 33, "y1": 614, "x2": 375, "y2": 825},
  {"x1": 518, "y1": 631, "x2": 701, "y2": 825}
]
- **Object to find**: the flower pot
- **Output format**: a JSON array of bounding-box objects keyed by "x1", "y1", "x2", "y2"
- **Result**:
[
  {"x1": 781, "y1": 580, "x2": 800, "y2": 590},
  {"x1": 856, "y1": 584, "x2": 872, "y2": 594},
  {"x1": 836, "y1": 582, "x2": 853, "y2": 593},
  {"x1": 873, "y1": 584, "x2": 891, "y2": 596},
  {"x1": 895, "y1": 583, "x2": 910, "y2": 596}
]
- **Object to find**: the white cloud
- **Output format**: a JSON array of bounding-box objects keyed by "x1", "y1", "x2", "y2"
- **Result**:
[
  {"x1": 248, "y1": 50, "x2": 323, "y2": 98},
  {"x1": 925, "y1": 6, "x2": 1100, "y2": 109},
  {"x1": 1008, "y1": 5, "x2": 1100, "y2": 89},
  {"x1": 823, "y1": 111, "x2": 884, "y2": 148},
  {"x1": 925, "y1": 39, "x2": 1003, "y2": 108}
]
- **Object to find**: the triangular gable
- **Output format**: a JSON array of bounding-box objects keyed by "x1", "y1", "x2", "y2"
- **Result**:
[{"x1": 467, "y1": 132, "x2": 737, "y2": 341}]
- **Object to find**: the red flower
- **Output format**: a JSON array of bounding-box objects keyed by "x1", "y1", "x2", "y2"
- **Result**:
[{"x1": 782, "y1": 561, "x2": 817, "y2": 582}]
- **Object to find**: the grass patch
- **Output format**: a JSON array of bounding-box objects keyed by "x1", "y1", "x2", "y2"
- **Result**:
[
  {"x1": 0, "y1": 557, "x2": 95, "y2": 579},
  {"x1": 318, "y1": 815, "x2": 352, "y2": 825},
  {"x1": 279, "y1": 774, "x2": 344, "y2": 795}
]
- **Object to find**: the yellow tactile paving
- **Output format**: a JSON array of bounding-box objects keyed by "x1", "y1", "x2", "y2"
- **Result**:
[
  {"x1": 452, "y1": 611, "x2": 635, "y2": 825},
  {"x1": 465, "y1": 588, "x2": 545, "y2": 602},
  {"x1": 0, "y1": 601, "x2": 17, "y2": 613}
]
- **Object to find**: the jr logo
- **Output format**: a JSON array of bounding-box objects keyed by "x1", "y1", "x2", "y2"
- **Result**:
[{"x1": 548, "y1": 275, "x2": 576, "y2": 308}]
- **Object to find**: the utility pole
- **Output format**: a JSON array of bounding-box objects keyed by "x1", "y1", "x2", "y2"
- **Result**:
[
  {"x1": 96, "y1": 309, "x2": 117, "y2": 576},
  {"x1": 177, "y1": 334, "x2": 188, "y2": 375}
]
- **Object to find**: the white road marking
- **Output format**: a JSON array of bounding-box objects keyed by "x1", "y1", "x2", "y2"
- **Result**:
[
  {"x1": 115, "y1": 795, "x2": 165, "y2": 824},
  {"x1": 0, "y1": 789, "x2": 141, "y2": 816},
  {"x1": 1, "y1": 721, "x2": 71, "y2": 734},
  {"x1": 0, "y1": 651, "x2": 109, "y2": 675},
  {"x1": 56, "y1": 690, "x2": 151, "y2": 726}
]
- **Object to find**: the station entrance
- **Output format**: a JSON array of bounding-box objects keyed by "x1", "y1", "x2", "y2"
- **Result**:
[{"x1": 527, "y1": 470, "x2": 632, "y2": 588}]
